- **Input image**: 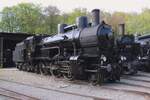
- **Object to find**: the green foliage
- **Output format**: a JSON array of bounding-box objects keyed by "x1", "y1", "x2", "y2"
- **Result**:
[
  {"x1": 0, "y1": 3, "x2": 150, "y2": 35},
  {"x1": 43, "y1": 5, "x2": 60, "y2": 34},
  {"x1": 0, "y1": 3, "x2": 42, "y2": 34},
  {"x1": 126, "y1": 9, "x2": 150, "y2": 34},
  {"x1": 61, "y1": 8, "x2": 88, "y2": 24},
  {"x1": 101, "y1": 9, "x2": 150, "y2": 35}
]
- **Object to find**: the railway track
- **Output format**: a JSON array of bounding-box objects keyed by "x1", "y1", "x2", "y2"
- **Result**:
[
  {"x1": 0, "y1": 78, "x2": 108, "y2": 100},
  {"x1": 1, "y1": 69, "x2": 150, "y2": 100},
  {"x1": 0, "y1": 77, "x2": 149, "y2": 100},
  {"x1": 0, "y1": 87, "x2": 39, "y2": 100}
]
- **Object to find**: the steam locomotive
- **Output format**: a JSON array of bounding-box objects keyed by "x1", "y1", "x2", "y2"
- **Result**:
[
  {"x1": 13, "y1": 9, "x2": 143, "y2": 85},
  {"x1": 13, "y1": 9, "x2": 123, "y2": 85},
  {"x1": 135, "y1": 34, "x2": 150, "y2": 71},
  {"x1": 116, "y1": 34, "x2": 140, "y2": 75}
]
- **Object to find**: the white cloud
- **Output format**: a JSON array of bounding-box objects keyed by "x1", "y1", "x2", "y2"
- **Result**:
[{"x1": 0, "y1": 0, "x2": 150, "y2": 13}]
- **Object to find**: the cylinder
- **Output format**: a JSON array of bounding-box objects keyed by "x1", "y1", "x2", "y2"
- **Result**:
[
  {"x1": 91, "y1": 9, "x2": 100, "y2": 26},
  {"x1": 57, "y1": 24, "x2": 67, "y2": 34},
  {"x1": 76, "y1": 16, "x2": 88, "y2": 29},
  {"x1": 118, "y1": 23, "x2": 125, "y2": 35}
]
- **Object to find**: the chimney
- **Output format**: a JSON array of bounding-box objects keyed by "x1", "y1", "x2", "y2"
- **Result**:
[
  {"x1": 91, "y1": 9, "x2": 100, "y2": 26},
  {"x1": 118, "y1": 23, "x2": 125, "y2": 35}
]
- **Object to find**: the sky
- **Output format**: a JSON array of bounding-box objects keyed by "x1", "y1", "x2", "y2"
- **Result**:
[{"x1": 0, "y1": 0, "x2": 150, "y2": 13}]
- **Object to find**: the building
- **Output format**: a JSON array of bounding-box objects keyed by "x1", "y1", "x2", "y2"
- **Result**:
[{"x1": 0, "y1": 32, "x2": 32, "y2": 68}]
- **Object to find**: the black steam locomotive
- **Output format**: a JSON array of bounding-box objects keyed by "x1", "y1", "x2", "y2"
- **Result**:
[
  {"x1": 14, "y1": 8, "x2": 145, "y2": 85},
  {"x1": 116, "y1": 34, "x2": 140, "y2": 74},
  {"x1": 13, "y1": 9, "x2": 122, "y2": 85}
]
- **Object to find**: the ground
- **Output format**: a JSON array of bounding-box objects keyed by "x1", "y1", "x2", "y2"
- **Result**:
[{"x1": 0, "y1": 68, "x2": 150, "y2": 100}]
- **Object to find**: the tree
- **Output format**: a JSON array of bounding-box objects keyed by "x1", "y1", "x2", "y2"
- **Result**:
[
  {"x1": 0, "y1": 7, "x2": 17, "y2": 32},
  {"x1": 0, "y1": 3, "x2": 42, "y2": 34},
  {"x1": 62, "y1": 8, "x2": 88, "y2": 25},
  {"x1": 125, "y1": 8, "x2": 150, "y2": 34},
  {"x1": 0, "y1": 3, "x2": 150, "y2": 35},
  {"x1": 43, "y1": 6, "x2": 60, "y2": 34}
]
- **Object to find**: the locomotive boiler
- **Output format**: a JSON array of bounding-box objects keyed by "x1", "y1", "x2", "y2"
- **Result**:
[{"x1": 13, "y1": 9, "x2": 122, "y2": 85}]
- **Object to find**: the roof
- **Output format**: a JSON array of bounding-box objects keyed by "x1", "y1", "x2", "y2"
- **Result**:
[
  {"x1": 0, "y1": 32, "x2": 33, "y2": 41},
  {"x1": 0, "y1": 32, "x2": 31, "y2": 36}
]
